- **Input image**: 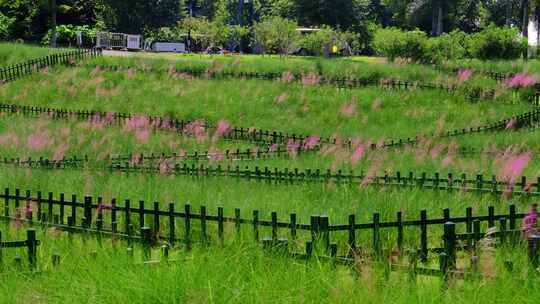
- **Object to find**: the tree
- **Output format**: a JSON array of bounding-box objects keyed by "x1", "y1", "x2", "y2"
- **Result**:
[
  {"x1": 49, "y1": 0, "x2": 57, "y2": 47},
  {"x1": 252, "y1": 16, "x2": 299, "y2": 55}
]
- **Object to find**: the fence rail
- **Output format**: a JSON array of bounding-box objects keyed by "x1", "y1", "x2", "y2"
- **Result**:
[
  {"x1": 0, "y1": 48, "x2": 102, "y2": 83},
  {"x1": 96, "y1": 64, "x2": 540, "y2": 104},
  {"x1": 0, "y1": 187, "x2": 531, "y2": 264},
  {"x1": 0, "y1": 102, "x2": 538, "y2": 154},
  {"x1": 2, "y1": 154, "x2": 540, "y2": 199}
]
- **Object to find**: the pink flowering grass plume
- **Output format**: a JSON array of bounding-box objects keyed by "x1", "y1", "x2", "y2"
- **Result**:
[
  {"x1": 505, "y1": 117, "x2": 517, "y2": 130},
  {"x1": 457, "y1": 69, "x2": 473, "y2": 84},
  {"x1": 281, "y1": 71, "x2": 295, "y2": 83},
  {"x1": 500, "y1": 151, "x2": 532, "y2": 184},
  {"x1": 214, "y1": 120, "x2": 232, "y2": 139},
  {"x1": 301, "y1": 73, "x2": 321, "y2": 86},
  {"x1": 269, "y1": 144, "x2": 279, "y2": 153},
  {"x1": 129, "y1": 154, "x2": 142, "y2": 165},
  {"x1": 52, "y1": 144, "x2": 70, "y2": 162},
  {"x1": 208, "y1": 147, "x2": 224, "y2": 163},
  {"x1": 183, "y1": 120, "x2": 208, "y2": 143},
  {"x1": 275, "y1": 92, "x2": 289, "y2": 104},
  {"x1": 340, "y1": 99, "x2": 357, "y2": 117},
  {"x1": 287, "y1": 139, "x2": 300, "y2": 157},
  {"x1": 522, "y1": 204, "x2": 539, "y2": 236},
  {"x1": 430, "y1": 144, "x2": 446, "y2": 160},
  {"x1": 27, "y1": 130, "x2": 52, "y2": 151},
  {"x1": 159, "y1": 161, "x2": 171, "y2": 175},
  {"x1": 504, "y1": 73, "x2": 538, "y2": 88},
  {"x1": 371, "y1": 98, "x2": 383, "y2": 112},
  {"x1": 303, "y1": 135, "x2": 320, "y2": 150},
  {"x1": 351, "y1": 144, "x2": 365, "y2": 165}
]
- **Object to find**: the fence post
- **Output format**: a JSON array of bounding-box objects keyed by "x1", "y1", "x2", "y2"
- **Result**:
[
  {"x1": 499, "y1": 217, "x2": 507, "y2": 245},
  {"x1": 141, "y1": 227, "x2": 151, "y2": 262},
  {"x1": 320, "y1": 215, "x2": 329, "y2": 251},
  {"x1": 3, "y1": 188, "x2": 8, "y2": 217},
  {"x1": 27, "y1": 228, "x2": 37, "y2": 270},
  {"x1": 290, "y1": 213, "x2": 297, "y2": 241},
  {"x1": 310, "y1": 215, "x2": 318, "y2": 248},
  {"x1": 253, "y1": 210, "x2": 259, "y2": 242},
  {"x1": 420, "y1": 210, "x2": 428, "y2": 262},
  {"x1": 185, "y1": 204, "x2": 191, "y2": 248},
  {"x1": 168, "y1": 203, "x2": 175, "y2": 246},
  {"x1": 528, "y1": 235, "x2": 540, "y2": 272},
  {"x1": 443, "y1": 222, "x2": 456, "y2": 269},
  {"x1": 71, "y1": 194, "x2": 77, "y2": 226},
  {"x1": 397, "y1": 211, "x2": 403, "y2": 251},
  {"x1": 201, "y1": 206, "x2": 207, "y2": 245},
  {"x1": 373, "y1": 213, "x2": 380, "y2": 257},
  {"x1": 235, "y1": 208, "x2": 241, "y2": 238},
  {"x1": 218, "y1": 207, "x2": 224, "y2": 245},
  {"x1": 348, "y1": 214, "x2": 356, "y2": 254},
  {"x1": 84, "y1": 196, "x2": 92, "y2": 228}
]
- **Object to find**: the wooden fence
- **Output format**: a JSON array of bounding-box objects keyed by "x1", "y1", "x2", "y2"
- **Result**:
[
  {"x1": 0, "y1": 228, "x2": 39, "y2": 269},
  {"x1": 97, "y1": 65, "x2": 540, "y2": 104},
  {"x1": 0, "y1": 102, "x2": 538, "y2": 153},
  {"x1": 0, "y1": 48, "x2": 102, "y2": 83},
  {"x1": 2, "y1": 155, "x2": 540, "y2": 199},
  {"x1": 0, "y1": 187, "x2": 531, "y2": 259}
]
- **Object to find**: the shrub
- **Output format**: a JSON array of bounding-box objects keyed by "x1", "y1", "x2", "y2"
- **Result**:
[
  {"x1": 468, "y1": 24, "x2": 527, "y2": 60},
  {"x1": 425, "y1": 30, "x2": 470, "y2": 63},
  {"x1": 252, "y1": 17, "x2": 300, "y2": 55},
  {"x1": 0, "y1": 12, "x2": 15, "y2": 40},
  {"x1": 42, "y1": 25, "x2": 96, "y2": 47},
  {"x1": 372, "y1": 27, "x2": 429, "y2": 63},
  {"x1": 178, "y1": 17, "x2": 229, "y2": 50}
]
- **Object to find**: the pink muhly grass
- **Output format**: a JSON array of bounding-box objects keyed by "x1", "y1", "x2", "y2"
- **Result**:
[
  {"x1": 130, "y1": 154, "x2": 142, "y2": 165},
  {"x1": 281, "y1": 71, "x2": 295, "y2": 83},
  {"x1": 303, "y1": 136, "x2": 320, "y2": 150},
  {"x1": 340, "y1": 102, "x2": 357, "y2": 117},
  {"x1": 501, "y1": 152, "x2": 532, "y2": 184},
  {"x1": 208, "y1": 147, "x2": 224, "y2": 162},
  {"x1": 505, "y1": 117, "x2": 517, "y2": 130},
  {"x1": 287, "y1": 139, "x2": 300, "y2": 157},
  {"x1": 269, "y1": 144, "x2": 279, "y2": 153},
  {"x1": 52, "y1": 144, "x2": 69, "y2": 162},
  {"x1": 215, "y1": 120, "x2": 232, "y2": 138},
  {"x1": 457, "y1": 69, "x2": 473, "y2": 83},
  {"x1": 301, "y1": 73, "x2": 321, "y2": 86},
  {"x1": 351, "y1": 145, "x2": 365, "y2": 164},
  {"x1": 159, "y1": 161, "x2": 170, "y2": 175},
  {"x1": 430, "y1": 144, "x2": 445, "y2": 159},
  {"x1": 504, "y1": 73, "x2": 538, "y2": 88},
  {"x1": 27, "y1": 131, "x2": 51, "y2": 151},
  {"x1": 135, "y1": 129, "x2": 150, "y2": 144},
  {"x1": 275, "y1": 92, "x2": 289, "y2": 104},
  {"x1": 371, "y1": 98, "x2": 383, "y2": 112},
  {"x1": 183, "y1": 120, "x2": 208, "y2": 142}
]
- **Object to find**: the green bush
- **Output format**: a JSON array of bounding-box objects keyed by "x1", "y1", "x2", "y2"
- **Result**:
[
  {"x1": 301, "y1": 26, "x2": 342, "y2": 56},
  {"x1": 0, "y1": 12, "x2": 15, "y2": 40},
  {"x1": 468, "y1": 24, "x2": 527, "y2": 60},
  {"x1": 42, "y1": 25, "x2": 96, "y2": 47},
  {"x1": 425, "y1": 30, "x2": 470, "y2": 63},
  {"x1": 372, "y1": 27, "x2": 429, "y2": 63},
  {"x1": 252, "y1": 17, "x2": 300, "y2": 55}
]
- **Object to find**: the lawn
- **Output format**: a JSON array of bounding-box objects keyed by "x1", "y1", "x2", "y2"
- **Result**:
[{"x1": 1, "y1": 43, "x2": 540, "y2": 303}]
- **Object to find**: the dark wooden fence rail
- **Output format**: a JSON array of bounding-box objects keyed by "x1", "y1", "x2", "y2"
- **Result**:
[
  {"x1": 0, "y1": 187, "x2": 529, "y2": 264},
  {"x1": 0, "y1": 102, "x2": 537, "y2": 153},
  {"x1": 0, "y1": 228, "x2": 39, "y2": 269},
  {"x1": 96, "y1": 65, "x2": 540, "y2": 104},
  {"x1": 2, "y1": 155, "x2": 540, "y2": 198},
  {"x1": 0, "y1": 48, "x2": 102, "y2": 83}
]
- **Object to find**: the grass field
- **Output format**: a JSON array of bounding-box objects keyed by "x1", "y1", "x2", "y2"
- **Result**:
[
  {"x1": 0, "y1": 43, "x2": 65, "y2": 66},
  {"x1": 1, "y1": 43, "x2": 540, "y2": 303}
]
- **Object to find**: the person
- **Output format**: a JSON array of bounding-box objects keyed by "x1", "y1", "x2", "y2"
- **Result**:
[{"x1": 522, "y1": 203, "x2": 539, "y2": 238}]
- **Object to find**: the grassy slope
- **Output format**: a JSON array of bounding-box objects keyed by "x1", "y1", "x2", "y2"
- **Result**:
[
  {"x1": 0, "y1": 223, "x2": 538, "y2": 304},
  {"x1": 0, "y1": 43, "x2": 62, "y2": 66}
]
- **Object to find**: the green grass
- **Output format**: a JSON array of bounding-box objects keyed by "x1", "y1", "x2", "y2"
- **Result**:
[
  {"x1": 1, "y1": 46, "x2": 540, "y2": 302},
  {"x1": 0, "y1": 222, "x2": 539, "y2": 304},
  {"x1": 0, "y1": 65, "x2": 531, "y2": 140},
  {"x1": 0, "y1": 43, "x2": 63, "y2": 66}
]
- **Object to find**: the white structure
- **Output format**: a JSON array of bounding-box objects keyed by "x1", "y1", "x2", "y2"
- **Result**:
[
  {"x1": 96, "y1": 32, "x2": 142, "y2": 50},
  {"x1": 152, "y1": 42, "x2": 186, "y2": 53}
]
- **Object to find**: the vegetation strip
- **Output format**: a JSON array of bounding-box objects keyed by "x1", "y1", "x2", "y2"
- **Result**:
[
  {"x1": 1, "y1": 102, "x2": 538, "y2": 153},
  {"x1": 0, "y1": 187, "x2": 528, "y2": 262},
  {"x1": 98, "y1": 64, "x2": 532, "y2": 103},
  {"x1": 1, "y1": 154, "x2": 539, "y2": 198},
  {"x1": 0, "y1": 48, "x2": 101, "y2": 83}
]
